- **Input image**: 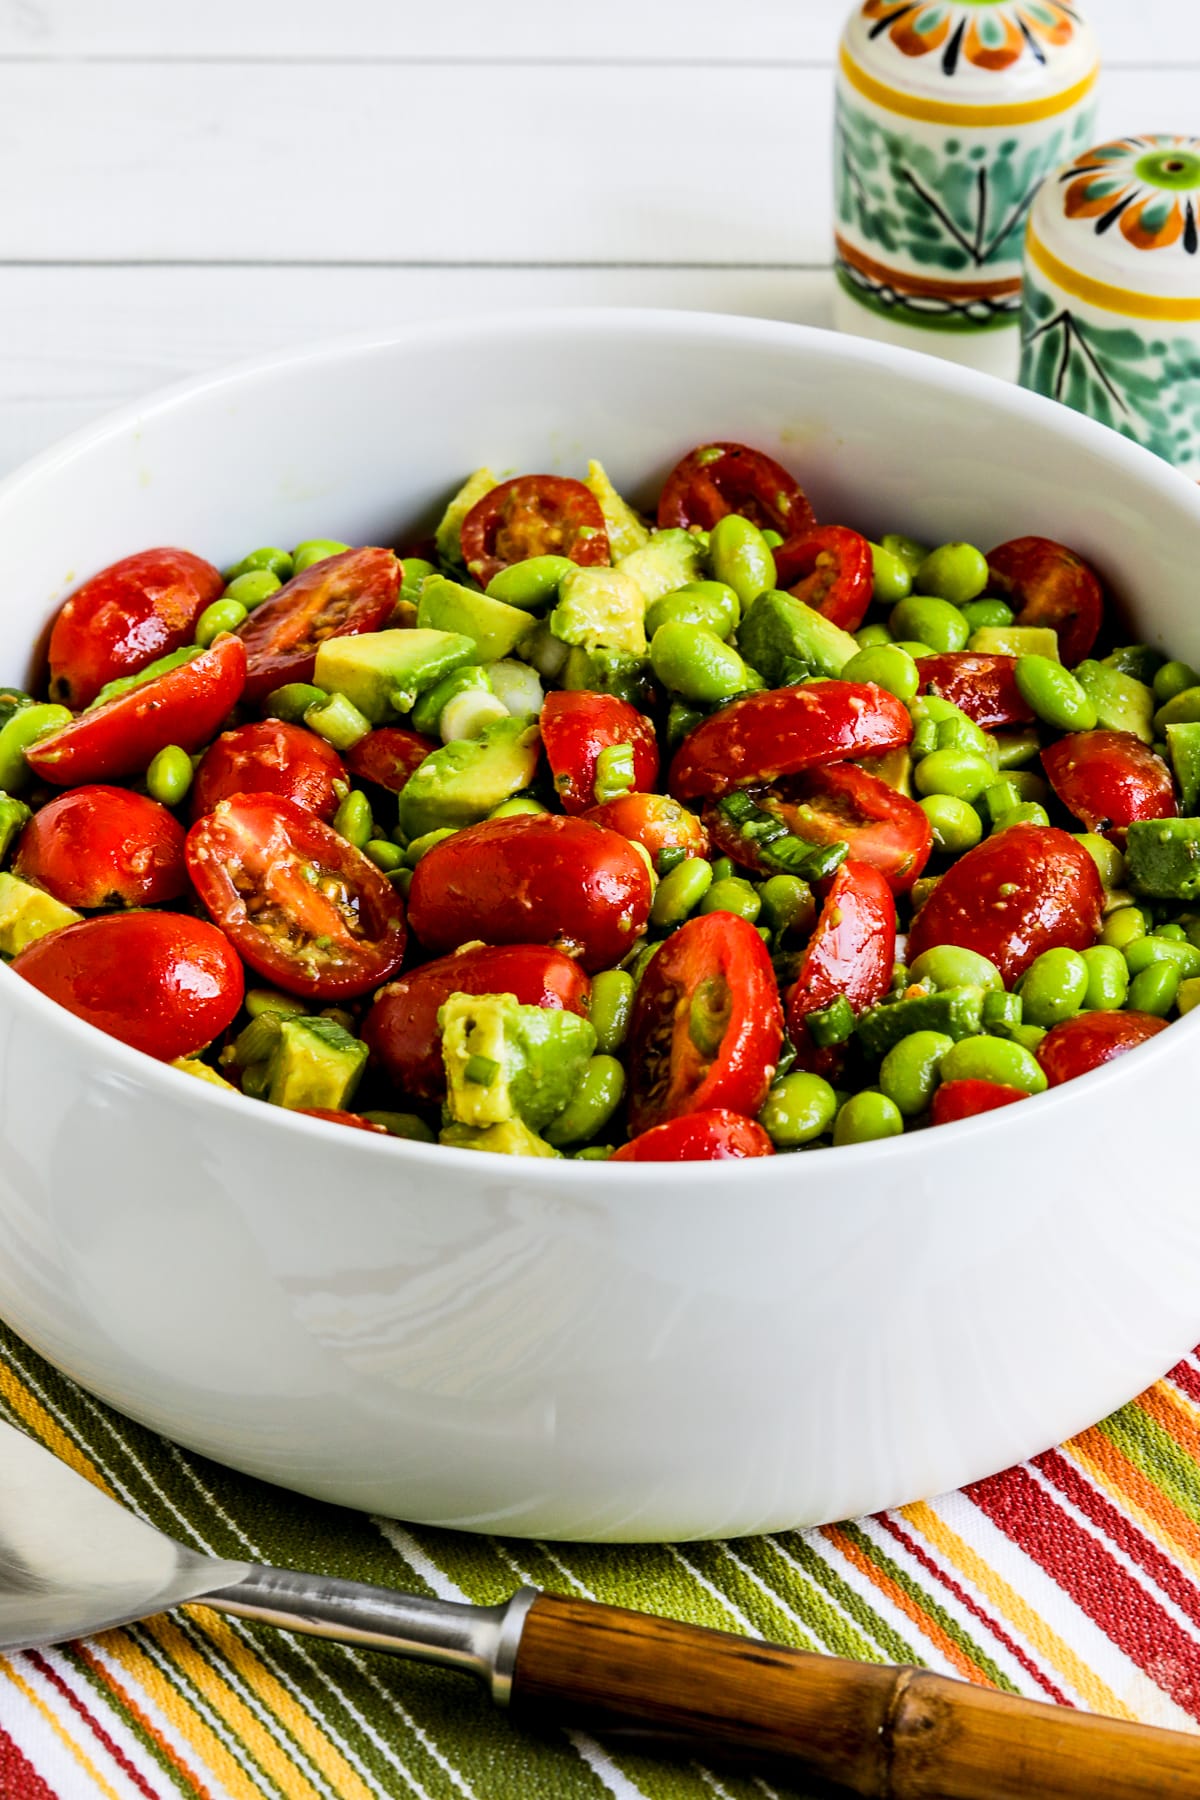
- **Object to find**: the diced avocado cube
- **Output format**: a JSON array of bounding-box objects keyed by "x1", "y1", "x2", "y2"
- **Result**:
[
  {"x1": 314, "y1": 628, "x2": 475, "y2": 724},
  {"x1": 550, "y1": 567, "x2": 647, "y2": 656},
  {"x1": 1167, "y1": 724, "x2": 1200, "y2": 815},
  {"x1": 434, "y1": 467, "x2": 497, "y2": 566},
  {"x1": 855, "y1": 986, "x2": 985, "y2": 1059},
  {"x1": 0, "y1": 871, "x2": 80, "y2": 958},
  {"x1": 1074, "y1": 661, "x2": 1155, "y2": 744},
  {"x1": 1155, "y1": 686, "x2": 1200, "y2": 735},
  {"x1": 440, "y1": 991, "x2": 597, "y2": 1132},
  {"x1": 738, "y1": 590, "x2": 858, "y2": 685},
  {"x1": 561, "y1": 647, "x2": 653, "y2": 708},
  {"x1": 397, "y1": 717, "x2": 540, "y2": 840},
  {"x1": 171, "y1": 1057, "x2": 239, "y2": 1091},
  {"x1": 967, "y1": 626, "x2": 1060, "y2": 661},
  {"x1": 1126, "y1": 818, "x2": 1200, "y2": 902},
  {"x1": 418, "y1": 574, "x2": 537, "y2": 663},
  {"x1": 265, "y1": 1015, "x2": 368, "y2": 1112},
  {"x1": 584, "y1": 460, "x2": 651, "y2": 559},
  {"x1": 617, "y1": 529, "x2": 705, "y2": 606},
  {"x1": 439, "y1": 1119, "x2": 561, "y2": 1157},
  {"x1": 0, "y1": 794, "x2": 32, "y2": 865}
]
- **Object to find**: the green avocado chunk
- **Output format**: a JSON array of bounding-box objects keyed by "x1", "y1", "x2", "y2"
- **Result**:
[
  {"x1": 439, "y1": 1119, "x2": 562, "y2": 1157},
  {"x1": 1126, "y1": 817, "x2": 1200, "y2": 902},
  {"x1": 172, "y1": 1057, "x2": 239, "y2": 1091},
  {"x1": 0, "y1": 871, "x2": 80, "y2": 958},
  {"x1": 1073, "y1": 661, "x2": 1155, "y2": 744},
  {"x1": 1167, "y1": 724, "x2": 1200, "y2": 815},
  {"x1": 439, "y1": 990, "x2": 597, "y2": 1132},
  {"x1": 418, "y1": 574, "x2": 537, "y2": 663},
  {"x1": 550, "y1": 566, "x2": 647, "y2": 656},
  {"x1": 0, "y1": 794, "x2": 32, "y2": 865},
  {"x1": 617, "y1": 529, "x2": 705, "y2": 606},
  {"x1": 584, "y1": 460, "x2": 650, "y2": 560},
  {"x1": 314, "y1": 628, "x2": 476, "y2": 724},
  {"x1": 397, "y1": 717, "x2": 540, "y2": 840},
  {"x1": 434, "y1": 468, "x2": 497, "y2": 566},
  {"x1": 967, "y1": 626, "x2": 1060, "y2": 662},
  {"x1": 265, "y1": 1015, "x2": 368, "y2": 1112},
  {"x1": 561, "y1": 647, "x2": 652, "y2": 707},
  {"x1": 738, "y1": 589, "x2": 858, "y2": 684},
  {"x1": 855, "y1": 986, "x2": 986, "y2": 1059}
]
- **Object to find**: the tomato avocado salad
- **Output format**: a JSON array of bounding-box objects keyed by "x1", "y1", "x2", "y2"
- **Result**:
[{"x1": 1, "y1": 442, "x2": 1196, "y2": 1160}]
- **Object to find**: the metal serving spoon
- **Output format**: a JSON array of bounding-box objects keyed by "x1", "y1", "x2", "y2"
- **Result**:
[{"x1": 1, "y1": 1417, "x2": 1197, "y2": 1800}]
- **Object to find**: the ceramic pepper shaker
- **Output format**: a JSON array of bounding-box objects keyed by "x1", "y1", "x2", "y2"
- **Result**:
[
  {"x1": 1021, "y1": 136, "x2": 1200, "y2": 474},
  {"x1": 834, "y1": 1, "x2": 1100, "y2": 379}
]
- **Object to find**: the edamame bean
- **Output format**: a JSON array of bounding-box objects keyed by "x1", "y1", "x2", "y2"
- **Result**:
[
  {"x1": 881, "y1": 533, "x2": 928, "y2": 577},
  {"x1": 833, "y1": 1091, "x2": 904, "y2": 1146},
  {"x1": 1154, "y1": 659, "x2": 1200, "y2": 705},
  {"x1": 650, "y1": 856, "x2": 713, "y2": 928},
  {"x1": 708, "y1": 514, "x2": 777, "y2": 607},
  {"x1": 961, "y1": 599, "x2": 1014, "y2": 633},
  {"x1": 1081, "y1": 945, "x2": 1129, "y2": 1012},
  {"x1": 486, "y1": 555, "x2": 575, "y2": 611},
  {"x1": 1128, "y1": 961, "x2": 1180, "y2": 1017},
  {"x1": 919, "y1": 794, "x2": 983, "y2": 854},
  {"x1": 1014, "y1": 655, "x2": 1097, "y2": 732},
  {"x1": 711, "y1": 857, "x2": 735, "y2": 882},
  {"x1": 405, "y1": 827, "x2": 457, "y2": 866},
  {"x1": 758, "y1": 1072, "x2": 838, "y2": 1147},
  {"x1": 650, "y1": 623, "x2": 754, "y2": 704},
  {"x1": 841, "y1": 645, "x2": 920, "y2": 704},
  {"x1": 589, "y1": 969, "x2": 634, "y2": 1053},
  {"x1": 993, "y1": 729, "x2": 1041, "y2": 770},
  {"x1": 1154, "y1": 687, "x2": 1200, "y2": 733},
  {"x1": 889, "y1": 596, "x2": 970, "y2": 654},
  {"x1": 894, "y1": 641, "x2": 936, "y2": 660},
  {"x1": 265, "y1": 682, "x2": 328, "y2": 723},
  {"x1": 544, "y1": 1056, "x2": 626, "y2": 1147},
  {"x1": 223, "y1": 569, "x2": 281, "y2": 611},
  {"x1": 915, "y1": 543, "x2": 988, "y2": 608},
  {"x1": 879, "y1": 1030, "x2": 954, "y2": 1117},
  {"x1": 365, "y1": 838, "x2": 404, "y2": 872},
  {"x1": 698, "y1": 878, "x2": 762, "y2": 923},
  {"x1": 1018, "y1": 948, "x2": 1089, "y2": 1027},
  {"x1": 1158, "y1": 922, "x2": 1188, "y2": 942},
  {"x1": 644, "y1": 581, "x2": 741, "y2": 641},
  {"x1": 1124, "y1": 935, "x2": 1200, "y2": 979},
  {"x1": 867, "y1": 542, "x2": 912, "y2": 605},
  {"x1": 399, "y1": 557, "x2": 437, "y2": 607},
  {"x1": 1006, "y1": 769, "x2": 1048, "y2": 802},
  {"x1": 195, "y1": 598, "x2": 248, "y2": 647},
  {"x1": 293, "y1": 538, "x2": 349, "y2": 573},
  {"x1": 225, "y1": 546, "x2": 293, "y2": 584},
  {"x1": 758, "y1": 874, "x2": 814, "y2": 937},
  {"x1": 333, "y1": 789, "x2": 373, "y2": 849},
  {"x1": 0, "y1": 702, "x2": 72, "y2": 792},
  {"x1": 145, "y1": 744, "x2": 193, "y2": 808},
  {"x1": 908, "y1": 945, "x2": 1003, "y2": 992},
  {"x1": 855, "y1": 623, "x2": 894, "y2": 649},
  {"x1": 489, "y1": 796, "x2": 549, "y2": 819},
  {"x1": 1075, "y1": 834, "x2": 1126, "y2": 889},
  {"x1": 937, "y1": 1037, "x2": 1047, "y2": 1093},
  {"x1": 914, "y1": 749, "x2": 994, "y2": 803},
  {"x1": 934, "y1": 711, "x2": 993, "y2": 758},
  {"x1": 1100, "y1": 906, "x2": 1148, "y2": 950},
  {"x1": 304, "y1": 692, "x2": 372, "y2": 751}
]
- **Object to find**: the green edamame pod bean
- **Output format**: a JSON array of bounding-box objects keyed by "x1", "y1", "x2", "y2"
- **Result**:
[
  {"x1": 881, "y1": 533, "x2": 928, "y2": 578},
  {"x1": 698, "y1": 878, "x2": 761, "y2": 924},
  {"x1": 914, "y1": 749, "x2": 995, "y2": 803},
  {"x1": 919, "y1": 795, "x2": 982, "y2": 855},
  {"x1": 225, "y1": 546, "x2": 293, "y2": 584},
  {"x1": 758, "y1": 874, "x2": 814, "y2": 937},
  {"x1": 304, "y1": 692, "x2": 372, "y2": 751},
  {"x1": 223, "y1": 569, "x2": 281, "y2": 611},
  {"x1": 855, "y1": 623, "x2": 894, "y2": 649},
  {"x1": 1154, "y1": 659, "x2": 1200, "y2": 705},
  {"x1": 833, "y1": 1091, "x2": 904, "y2": 1146},
  {"x1": 1075, "y1": 834, "x2": 1126, "y2": 889},
  {"x1": 879, "y1": 1030, "x2": 954, "y2": 1117},
  {"x1": 1081, "y1": 945, "x2": 1129, "y2": 1012},
  {"x1": 1101, "y1": 906, "x2": 1149, "y2": 950},
  {"x1": 544, "y1": 1056, "x2": 626, "y2": 1147},
  {"x1": 650, "y1": 623, "x2": 754, "y2": 705},
  {"x1": 961, "y1": 599, "x2": 1014, "y2": 633},
  {"x1": 890, "y1": 596, "x2": 970, "y2": 654},
  {"x1": 589, "y1": 969, "x2": 635, "y2": 1053},
  {"x1": 145, "y1": 744, "x2": 194, "y2": 808},
  {"x1": 195, "y1": 598, "x2": 248, "y2": 647},
  {"x1": 489, "y1": 796, "x2": 548, "y2": 820},
  {"x1": 1006, "y1": 770, "x2": 1049, "y2": 803},
  {"x1": 1157, "y1": 923, "x2": 1188, "y2": 942},
  {"x1": 708, "y1": 514, "x2": 777, "y2": 607},
  {"x1": 1009, "y1": 1024, "x2": 1047, "y2": 1053},
  {"x1": 1128, "y1": 961, "x2": 1180, "y2": 1017},
  {"x1": 758, "y1": 1072, "x2": 838, "y2": 1147},
  {"x1": 1124, "y1": 934, "x2": 1200, "y2": 979},
  {"x1": 1018, "y1": 948, "x2": 1089, "y2": 1028},
  {"x1": 841, "y1": 645, "x2": 920, "y2": 705},
  {"x1": 937, "y1": 1037, "x2": 1047, "y2": 1094},
  {"x1": 650, "y1": 857, "x2": 713, "y2": 928},
  {"x1": 894, "y1": 641, "x2": 935, "y2": 661},
  {"x1": 915, "y1": 543, "x2": 988, "y2": 608},
  {"x1": 365, "y1": 838, "x2": 404, "y2": 872},
  {"x1": 993, "y1": 729, "x2": 1041, "y2": 770},
  {"x1": 0, "y1": 702, "x2": 72, "y2": 793},
  {"x1": 1014, "y1": 655, "x2": 1097, "y2": 732},
  {"x1": 486, "y1": 555, "x2": 575, "y2": 611},
  {"x1": 908, "y1": 944, "x2": 1002, "y2": 992},
  {"x1": 1154, "y1": 687, "x2": 1200, "y2": 733},
  {"x1": 265, "y1": 682, "x2": 328, "y2": 723},
  {"x1": 292, "y1": 538, "x2": 350, "y2": 573},
  {"x1": 710, "y1": 857, "x2": 735, "y2": 882},
  {"x1": 867, "y1": 542, "x2": 912, "y2": 605},
  {"x1": 333, "y1": 789, "x2": 373, "y2": 850},
  {"x1": 644, "y1": 582, "x2": 741, "y2": 641},
  {"x1": 405, "y1": 827, "x2": 457, "y2": 867}
]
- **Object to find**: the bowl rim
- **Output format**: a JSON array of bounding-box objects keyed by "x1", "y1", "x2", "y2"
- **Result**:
[{"x1": 4, "y1": 303, "x2": 1200, "y2": 1184}]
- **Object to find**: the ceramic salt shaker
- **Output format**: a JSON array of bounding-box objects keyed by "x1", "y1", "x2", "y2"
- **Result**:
[
  {"x1": 1021, "y1": 136, "x2": 1200, "y2": 475},
  {"x1": 834, "y1": 1, "x2": 1100, "y2": 379}
]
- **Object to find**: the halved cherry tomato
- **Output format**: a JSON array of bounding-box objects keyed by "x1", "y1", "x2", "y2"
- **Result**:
[
  {"x1": 626, "y1": 912, "x2": 783, "y2": 1135},
  {"x1": 1041, "y1": 730, "x2": 1177, "y2": 840},
  {"x1": 987, "y1": 537, "x2": 1103, "y2": 667},
  {"x1": 583, "y1": 792, "x2": 709, "y2": 860},
  {"x1": 47, "y1": 548, "x2": 224, "y2": 710},
  {"x1": 13, "y1": 785, "x2": 187, "y2": 908},
  {"x1": 773, "y1": 525, "x2": 874, "y2": 632},
  {"x1": 364, "y1": 944, "x2": 592, "y2": 1101},
  {"x1": 542, "y1": 691, "x2": 659, "y2": 814},
  {"x1": 657, "y1": 443, "x2": 814, "y2": 537},
  {"x1": 1037, "y1": 1010, "x2": 1169, "y2": 1088},
  {"x1": 191, "y1": 720, "x2": 347, "y2": 821},
  {"x1": 345, "y1": 726, "x2": 437, "y2": 793},
  {"x1": 907, "y1": 823, "x2": 1104, "y2": 987},
  {"x1": 787, "y1": 860, "x2": 896, "y2": 1036},
  {"x1": 407, "y1": 815, "x2": 652, "y2": 973},
  {"x1": 237, "y1": 547, "x2": 400, "y2": 704},
  {"x1": 26, "y1": 635, "x2": 247, "y2": 786},
  {"x1": 460, "y1": 477, "x2": 610, "y2": 587},
  {"x1": 610, "y1": 1110, "x2": 775, "y2": 1163},
  {"x1": 299, "y1": 1110, "x2": 390, "y2": 1133},
  {"x1": 11, "y1": 911, "x2": 243, "y2": 1060},
  {"x1": 669, "y1": 681, "x2": 913, "y2": 803},
  {"x1": 186, "y1": 794, "x2": 407, "y2": 1000},
  {"x1": 918, "y1": 653, "x2": 1034, "y2": 730},
  {"x1": 931, "y1": 1080, "x2": 1029, "y2": 1127},
  {"x1": 705, "y1": 763, "x2": 932, "y2": 895}
]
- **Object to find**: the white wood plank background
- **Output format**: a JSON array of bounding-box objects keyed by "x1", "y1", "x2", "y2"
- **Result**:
[{"x1": 0, "y1": 0, "x2": 1193, "y2": 478}]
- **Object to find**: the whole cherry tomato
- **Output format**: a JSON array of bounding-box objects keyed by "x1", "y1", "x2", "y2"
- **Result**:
[
  {"x1": 611, "y1": 1111, "x2": 775, "y2": 1162},
  {"x1": 626, "y1": 913, "x2": 783, "y2": 1136},
  {"x1": 363, "y1": 944, "x2": 591, "y2": 1101},
  {"x1": 931, "y1": 1080, "x2": 1029, "y2": 1127},
  {"x1": 298, "y1": 1111, "x2": 390, "y2": 1133},
  {"x1": 186, "y1": 794, "x2": 407, "y2": 999},
  {"x1": 1042, "y1": 730, "x2": 1177, "y2": 840},
  {"x1": 237, "y1": 547, "x2": 400, "y2": 704},
  {"x1": 773, "y1": 526, "x2": 874, "y2": 632},
  {"x1": 407, "y1": 815, "x2": 652, "y2": 972},
  {"x1": 669, "y1": 682, "x2": 912, "y2": 803},
  {"x1": 907, "y1": 823, "x2": 1104, "y2": 987},
  {"x1": 787, "y1": 860, "x2": 896, "y2": 1038},
  {"x1": 706, "y1": 763, "x2": 932, "y2": 895},
  {"x1": 11, "y1": 911, "x2": 243, "y2": 1060},
  {"x1": 13, "y1": 785, "x2": 187, "y2": 908},
  {"x1": 345, "y1": 726, "x2": 437, "y2": 793},
  {"x1": 657, "y1": 442, "x2": 814, "y2": 537},
  {"x1": 460, "y1": 477, "x2": 610, "y2": 587},
  {"x1": 918, "y1": 653, "x2": 1034, "y2": 729},
  {"x1": 583, "y1": 792, "x2": 709, "y2": 860},
  {"x1": 987, "y1": 537, "x2": 1103, "y2": 666},
  {"x1": 191, "y1": 720, "x2": 347, "y2": 821},
  {"x1": 1037, "y1": 1011, "x2": 1169, "y2": 1088},
  {"x1": 26, "y1": 635, "x2": 247, "y2": 787},
  {"x1": 542, "y1": 691, "x2": 659, "y2": 814},
  {"x1": 47, "y1": 548, "x2": 224, "y2": 710}
]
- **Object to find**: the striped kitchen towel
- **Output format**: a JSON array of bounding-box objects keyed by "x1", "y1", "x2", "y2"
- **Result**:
[{"x1": 0, "y1": 1314, "x2": 1198, "y2": 1800}]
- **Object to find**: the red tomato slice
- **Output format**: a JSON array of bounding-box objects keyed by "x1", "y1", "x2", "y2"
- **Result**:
[
  {"x1": 917, "y1": 653, "x2": 1034, "y2": 729},
  {"x1": 47, "y1": 548, "x2": 224, "y2": 710},
  {"x1": 25, "y1": 635, "x2": 247, "y2": 786},
  {"x1": 14, "y1": 785, "x2": 187, "y2": 908},
  {"x1": 363, "y1": 944, "x2": 591, "y2": 1101},
  {"x1": 931, "y1": 1080, "x2": 1029, "y2": 1127},
  {"x1": 12, "y1": 911, "x2": 244, "y2": 1060},
  {"x1": 1041, "y1": 730, "x2": 1177, "y2": 840},
  {"x1": 541, "y1": 691, "x2": 659, "y2": 814},
  {"x1": 705, "y1": 763, "x2": 932, "y2": 895},
  {"x1": 657, "y1": 442, "x2": 814, "y2": 537},
  {"x1": 583, "y1": 792, "x2": 709, "y2": 860},
  {"x1": 611, "y1": 1111, "x2": 775, "y2": 1162},
  {"x1": 237, "y1": 547, "x2": 400, "y2": 704},
  {"x1": 299, "y1": 1110, "x2": 391, "y2": 1133},
  {"x1": 186, "y1": 794, "x2": 407, "y2": 1000},
  {"x1": 626, "y1": 913, "x2": 783, "y2": 1135},
  {"x1": 773, "y1": 526, "x2": 874, "y2": 632},
  {"x1": 345, "y1": 726, "x2": 438, "y2": 793},
  {"x1": 1037, "y1": 1011, "x2": 1169, "y2": 1088},
  {"x1": 907, "y1": 823, "x2": 1104, "y2": 987},
  {"x1": 460, "y1": 477, "x2": 610, "y2": 587},
  {"x1": 191, "y1": 720, "x2": 347, "y2": 822},
  {"x1": 406, "y1": 814, "x2": 652, "y2": 973},
  {"x1": 987, "y1": 536, "x2": 1103, "y2": 667},
  {"x1": 787, "y1": 860, "x2": 896, "y2": 1036},
  {"x1": 669, "y1": 682, "x2": 913, "y2": 804}
]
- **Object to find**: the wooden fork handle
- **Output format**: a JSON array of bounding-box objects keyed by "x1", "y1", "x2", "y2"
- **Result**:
[{"x1": 511, "y1": 1592, "x2": 1200, "y2": 1798}]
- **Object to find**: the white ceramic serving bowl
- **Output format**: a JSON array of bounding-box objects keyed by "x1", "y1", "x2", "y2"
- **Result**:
[{"x1": 2, "y1": 310, "x2": 1200, "y2": 1543}]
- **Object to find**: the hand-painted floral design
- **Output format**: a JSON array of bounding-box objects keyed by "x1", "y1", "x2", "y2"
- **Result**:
[
  {"x1": 861, "y1": 0, "x2": 1080, "y2": 75},
  {"x1": 1061, "y1": 136, "x2": 1200, "y2": 255}
]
